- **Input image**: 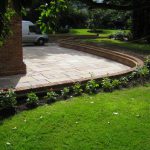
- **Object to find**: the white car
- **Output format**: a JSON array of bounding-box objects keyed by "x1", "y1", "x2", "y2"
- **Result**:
[{"x1": 22, "y1": 20, "x2": 48, "y2": 45}]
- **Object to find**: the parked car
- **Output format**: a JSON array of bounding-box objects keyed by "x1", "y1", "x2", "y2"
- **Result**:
[{"x1": 22, "y1": 20, "x2": 49, "y2": 45}]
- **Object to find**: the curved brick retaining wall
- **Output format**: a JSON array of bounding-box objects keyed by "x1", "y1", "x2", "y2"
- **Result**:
[
  {"x1": 48, "y1": 35, "x2": 98, "y2": 42},
  {"x1": 17, "y1": 40, "x2": 144, "y2": 95},
  {"x1": 14, "y1": 38, "x2": 144, "y2": 95},
  {"x1": 59, "y1": 40, "x2": 144, "y2": 76},
  {"x1": 9, "y1": 37, "x2": 144, "y2": 95}
]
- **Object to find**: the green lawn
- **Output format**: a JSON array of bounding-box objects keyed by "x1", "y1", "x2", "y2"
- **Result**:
[
  {"x1": 69, "y1": 28, "x2": 119, "y2": 36},
  {"x1": 84, "y1": 38, "x2": 150, "y2": 54},
  {"x1": 69, "y1": 29, "x2": 96, "y2": 35},
  {"x1": 0, "y1": 85, "x2": 150, "y2": 150},
  {"x1": 67, "y1": 29, "x2": 150, "y2": 54}
]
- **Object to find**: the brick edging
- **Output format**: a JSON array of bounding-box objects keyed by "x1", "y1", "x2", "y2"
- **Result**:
[
  {"x1": 59, "y1": 40, "x2": 144, "y2": 68},
  {"x1": 15, "y1": 39, "x2": 144, "y2": 95}
]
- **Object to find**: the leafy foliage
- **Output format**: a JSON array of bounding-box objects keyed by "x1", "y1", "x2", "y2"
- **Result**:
[
  {"x1": 61, "y1": 87, "x2": 70, "y2": 99},
  {"x1": 45, "y1": 91, "x2": 58, "y2": 103},
  {"x1": 145, "y1": 56, "x2": 150, "y2": 69},
  {"x1": 88, "y1": 9, "x2": 131, "y2": 30},
  {"x1": 73, "y1": 83, "x2": 83, "y2": 96},
  {"x1": 101, "y1": 77, "x2": 113, "y2": 92},
  {"x1": 26, "y1": 92, "x2": 39, "y2": 108},
  {"x1": 120, "y1": 76, "x2": 129, "y2": 87},
  {"x1": 0, "y1": 89, "x2": 16, "y2": 110},
  {"x1": 112, "y1": 79, "x2": 121, "y2": 89},
  {"x1": 0, "y1": 8, "x2": 15, "y2": 45},
  {"x1": 37, "y1": 0, "x2": 67, "y2": 33},
  {"x1": 136, "y1": 66, "x2": 149, "y2": 78},
  {"x1": 85, "y1": 79, "x2": 99, "y2": 94},
  {"x1": 109, "y1": 30, "x2": 132, "y2": 41}
]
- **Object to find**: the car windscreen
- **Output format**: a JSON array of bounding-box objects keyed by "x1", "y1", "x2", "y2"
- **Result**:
[{"x1": 29, "y1": 25, "x2": 41, "y2": 34}]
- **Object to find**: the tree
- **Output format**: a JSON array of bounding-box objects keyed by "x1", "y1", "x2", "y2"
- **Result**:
[
  {"x1": 37, "y1": 0, "x2": 67, "y2": 34},
  {"x1": 0, "y1": 0, "x2": 33, "y2": 40},
  {"x1": 80, "y1": 0, "x2": 150, "y2": 43},
  {"x1": 0, "y1": 0, "x2": 8, "y2": 38}
]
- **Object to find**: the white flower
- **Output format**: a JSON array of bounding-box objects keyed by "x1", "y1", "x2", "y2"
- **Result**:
[
  {"x1": 113, "y1": 112, "x2": 119, "y2": 115},
  {"x1": 40, "y1": 116, "x2": 43, "y2": 119},
  {"x1": 90, "y1": 101, "x2": 94, "y2": 104},
  {"x1": 6, "y1": 142, "x2": 11, "y2": 145},
  {"x1": 12, "y1": 127, "x2": 17, "y2": 130}
]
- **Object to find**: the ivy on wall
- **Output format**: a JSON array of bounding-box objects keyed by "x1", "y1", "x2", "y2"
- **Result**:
[{"x1": 0, "y1": 8, "x2": 15, "y2": 44}]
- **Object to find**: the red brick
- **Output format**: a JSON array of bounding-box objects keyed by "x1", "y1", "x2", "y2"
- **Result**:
[{"x1": 0, "y1": 15, "x2": 26, "y2": 76}]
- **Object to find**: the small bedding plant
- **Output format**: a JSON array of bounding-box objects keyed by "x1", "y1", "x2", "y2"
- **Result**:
[
  {"x1": 120, "y1": 76, "x2": 129, "y2": 87},
  {"x1": 101, "y1": 77, "x2": 113, "y2": 92},
  {"x1": 145, "y1": 56, "x2": 150, "y2": 69},
  {"x1": 112, "y1": 79, "x2": 121, "y2": 89},
  {"x1": 0, "y1": 89, "x2": 17, "y2": 116},
  {"x1": 72, "y1": 83, "x2": 83, "y2": 96},
  {"x1": 85, "y1": 79, "x2": 99, "y2": 94},
  {"x1": 0, "y1": 62, "x2": 150, "y2": 118},
  {"x1": 61, "y1": 87, "x2": 70, "y2": 99},
  {"x1": 26, "y1": 92, "x2": 39, "y2": 108},
  {"x1": 45, "y1": 91, "x2": 58, "y2": 104}
]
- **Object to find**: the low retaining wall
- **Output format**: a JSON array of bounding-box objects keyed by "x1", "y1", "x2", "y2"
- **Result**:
[
  {"x1": 17, "y1": 38, "x2": 144, "y2": 95},
  {"x1": 48, "y1": 35, "x2": 98, "y2": 42},
  {"x1": 59, "y1": 40, "x2": 144, "y2": 76}
]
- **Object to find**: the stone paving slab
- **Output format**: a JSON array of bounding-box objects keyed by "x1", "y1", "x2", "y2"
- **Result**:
[{"x1": 0, "y1": 43, "x2": 131, "y2": 90}]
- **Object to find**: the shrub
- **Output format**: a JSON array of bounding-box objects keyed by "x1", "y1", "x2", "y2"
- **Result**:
[
  {"x1": 57, "y1": 26, "x2": 69, "y2": 33},
  {"x1": 112, "y1": 79, "x2": 121, "y2": 89},
  {"x1": 120, "y1": 77, "x2": 129, "y2": 87},
  {"x1": 72, "y1": 83, "x2": 83, "y2": 96},
  {"x1": 0, "y1": 89, "x2": 16, "y2": 110},
  {"x1": 128, "y1": 71, "x2": 138, "y2": 80},
  {"x1": 101, "y1": 78, "x2": 113, "y2": 92},
  {"x1": 61, "y1": 87, "x2": 70, "y2": 99},
  {"x1": 85, "y1": 79, "x2": 99, "y2": 94},
  {"x1": 0, "y1": 89, "x2": 16, "y2": 116},
  {"x1": 145, "y1": 56, "x2": 150, "y2": 70},
  {"x1": 136, "y1": 66, "x2": 150, "y2": 84},
  {"x1": 26, "y1": 92, "x2": 39, "y2": 108},
  {"x1": 109, "y1": 31, "x2": 132, "y2": 41},
  {"x1": 45, "y1": 91, "x2": 58, "y2": 104},
  {"x1": 136, "y1": 66, "x2": 149, "y2": 78}
]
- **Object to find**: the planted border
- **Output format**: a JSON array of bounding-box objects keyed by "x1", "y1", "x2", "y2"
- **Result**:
[{"x1": 0, "y1": 59, "x2": 150, "y2": 119}]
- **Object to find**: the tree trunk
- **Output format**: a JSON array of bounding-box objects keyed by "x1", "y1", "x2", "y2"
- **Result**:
[
  {"x1": 132, "y1": 0, "x2": 150, "y2": 43},
  {"x1": 0, "y1": 0, "x2": 8, "y2": 37}
]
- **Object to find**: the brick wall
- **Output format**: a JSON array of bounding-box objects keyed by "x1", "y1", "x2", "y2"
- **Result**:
[{"x1": 0, "y1": 15, "x2": 26, "y2": 76}]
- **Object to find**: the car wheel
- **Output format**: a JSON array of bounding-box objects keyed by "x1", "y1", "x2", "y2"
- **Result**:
[{"x1": 37, "y1": 38, "x2": 45, "y2": 46}]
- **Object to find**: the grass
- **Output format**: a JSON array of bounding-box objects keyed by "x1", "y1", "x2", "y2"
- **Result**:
[
  {"x1": 69, "y1": 28, "x2": 119, "y2": 36},
  {"x1": 84, "y1": 38, "x2": 150, "y2": 54},
  {"x1": 0, "y1": 85, "x2": 150, "y2": 150},
  {"x1": 67, "y1": 28, "x2": 150, "y2": 54},
  {"x1": 73, "y1": 28, "x2": 150, "y2": 55},
  {"x1": 69, "y1": 29, "x2": 96, "y2": 35}
]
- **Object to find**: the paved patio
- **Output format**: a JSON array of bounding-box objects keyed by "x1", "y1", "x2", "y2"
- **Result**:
[{"x1": 0, "y1": 43, "x2": 131, "y2": 90}]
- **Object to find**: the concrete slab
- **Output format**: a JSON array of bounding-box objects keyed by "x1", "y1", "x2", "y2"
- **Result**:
[{"x1": 0, "y1": 43, "x2": 131, "y2": 90}]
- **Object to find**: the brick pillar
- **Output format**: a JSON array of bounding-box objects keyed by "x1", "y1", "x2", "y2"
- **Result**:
[{"x1": 0, "y1": 15, "x2": 26, "y2": 76}]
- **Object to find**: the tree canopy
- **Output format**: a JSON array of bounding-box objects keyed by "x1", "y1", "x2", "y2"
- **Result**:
[{"x1": 0, "y1": 0, "x2": 150, "y2": 42}]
